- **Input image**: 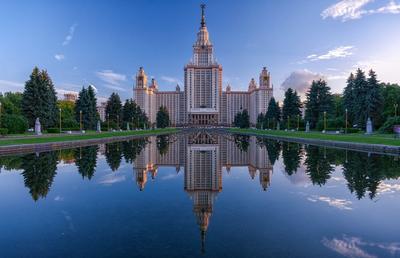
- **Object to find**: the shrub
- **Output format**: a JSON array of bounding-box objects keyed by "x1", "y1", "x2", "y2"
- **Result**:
[
  {"x1": 378, "y1": 116, "x2": 400, "y2": 134},
  {"x1": 316, "y1": 118, "x2": 344, "y2": 131},
  {"x1": 47, "y1": 128, "x2": 60, "y2": 133},
  {"x1": 0, "y1": 128, "x2": 8, "y2": 135},
  {"x1": 1, "y1": 114, "x2": 28, "y2": 134},
  {"x1": 346, "y1": 128, "x2": 361, "y2": 134},
  {"x1": 62, "y1": 127, "x2": 80, "y2": 131}
]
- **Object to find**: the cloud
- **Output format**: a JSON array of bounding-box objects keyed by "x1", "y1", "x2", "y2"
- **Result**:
[
  {"x1": 322, "y1": 235, "x2": 400, "y2": 258},
  {"x1": 96, "y1": 70, "x2": 127, "y2": 85},
  {"x1": 281, "y1": 69, "x2": 325, "y2": 96},
  {"x1": 161, "y1": 76, "x2": 183, "y2": 85},
  {"x1": 54, "y1": 54, "x2": 65, "y2": 61},
  {"x1": 98, "y1": 174, "x2": 126, "y2": 185},
  {"x1": 307, "y1": 46, "x2": 355, "y2": 61},
  {"x1": 322, "y1": 0, "x2": 400, "y2": 21},
  {"x1": 377, "y1": 182, "x2": 400, "y2": 194},
  {"x1": 307, "y1": 195, "x2": 353, "y2": 210},
  {"x1": 0, "y1": 79, "x2": 24, "y2": 91},
  {"x1": 104, "y1": 84, "x2": 127, "y2": 92},
  {"x1": 62, "y1": 23, "x2": 77, "y2": 46}
]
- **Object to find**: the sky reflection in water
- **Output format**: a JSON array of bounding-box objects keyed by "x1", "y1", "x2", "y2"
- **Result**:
[{"x1": 0, "y1": 132, "x2": 399, "y2": 258}]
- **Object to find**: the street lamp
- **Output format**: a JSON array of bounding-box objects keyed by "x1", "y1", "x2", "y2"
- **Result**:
[
  {"x1": 395, "y1": 104, "x2": 399, "y2": 117},
  {"x1": 117, "y1": 115, "x2": 119, "y2": 129},
  {"x1": 324, "y1": 111, "x2": 327, "y2": 132},
  {"x1": 287, "y1": 115, "x2": 290, "y2": 130},
  {"x1": 59, "y1": 108, "x2": 62, "y2": 134},
  {"x1": 80, "y1": 110, "x2": 83, "y2": 132},
  {"x1": 297, "y1": 114, "x2": 300, "y2": 131},
  {"x1": 345, "y1": 108, "x2": 348, "y2": 134},
  {"x1": 0, "y1": 102, "x2": 2, "y2": 128}
]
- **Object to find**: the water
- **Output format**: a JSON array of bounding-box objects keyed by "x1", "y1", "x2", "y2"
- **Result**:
[{"x1": 0, "y1": 131, "x2": 399, "y2": 258}]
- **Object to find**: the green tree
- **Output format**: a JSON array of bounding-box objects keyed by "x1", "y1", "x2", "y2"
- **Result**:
[
  {"x1": 365, "y1": 70, "x2": 383, "y2": 128},
  {"x1": 305, "y1": 79, "x2": 334, "y2": 129},
  {"x1": 156, "y1": 106, "x2": 170, "y2": 128},
  {"x1": 58, "y1": 100, "x2": 78, "y2": 128},
  {"x1": 381, "y1": 83, "x2": 400, "y2": 120},
  {"x1": 122, "y1": 99, "x2": 136, "y2": 129},
  {"x1": 352, "y1": 69, "x2": 369, "y2": 128},
  {"x1": 304, "y1": 146, "x2": 334, "y2": 186},
  {"x1": 266, "y1": 97, "x2": 281, "y2": 128},
  {"x1": 105, "y1": 92, "x2": 122, "y2": 129},
  {"x1": 282, "y1": 142, "x2": 301, "y2": 175},
  {"x1": 256, "y1": 113, "x2": 265, "y2": 129},
  {"x1": 233, "y1": 109, "x2": 250, "y2": 128},
  {"x1": 157, "y1": 135, "x2": 169, "y2": 155},
  {"x1": 343, "y1": 73, "x2": 355, "y2": 124},
  {"x1": 0, "y1": 92, "x2": 23, "y2": 115},
  {"x1": 282, "y1": 88, "x2": 301, "y2": 128},
  {"x1": 75, "y1": 85, "x2": 97, "y2": 130},
  {"x1": 122, "y1": 138, "x2": 147, "y2": 163},
  {"x1": 22, "y1": 67, "x2": 58, "y2": 128},
  {"x1": 105, "y1": 142, "x2": 122, "y2": 171}
]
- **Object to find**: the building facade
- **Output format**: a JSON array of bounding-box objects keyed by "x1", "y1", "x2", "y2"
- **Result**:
[{"x1": 133, "y1": 5, "x2": 273, "y2": 126}]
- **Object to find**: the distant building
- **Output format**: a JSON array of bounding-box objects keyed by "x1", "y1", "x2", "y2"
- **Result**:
[
  {"x1": 97, "y1": 102, "x2": 107, "y2": 121},
  {"x1": 133, "y1": 5, "x2": 273, "y2": 126},
  {"x1": 63, "y1": 92, "x2": 78, "y2": 102}
]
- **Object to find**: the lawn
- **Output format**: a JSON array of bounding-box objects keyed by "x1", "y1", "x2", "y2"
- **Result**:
[
  {"x1": 0, "y1": 128, "x2": 178, "y2": 146},
  {"x1": 229, "y1": 128, "x2": 400, "y2": 147}
]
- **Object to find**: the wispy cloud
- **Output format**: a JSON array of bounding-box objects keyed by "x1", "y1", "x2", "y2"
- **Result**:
[
  {"x1": 104, "y1": 84, "x2": 127, "y2": 92},
  {"x1": 62, "y1": 23, "x2": 77, "y2": 46},
  {"x1": 161, "y1": 76, "x2": 182, "y2": 85},
  {"x1": 307, "y1": 195, "x2": 353, "y2": 210},
  {"x1": 0, "y1": 79, "x2": 24, "y2": 90},
  {"x1": 54, "y1": 54, "x2": 65, "y2": 61},
  {"x1": 322, "y1": 235, "x2": 400, "y2": 258},
  {"x1": 298, "y1": 46, "x2": 355, "y2": 65},
  {"x1": 96, "y1": 70, "x2": 127, "y2": 85},
  {"x1": 322, "y1": 0, "x2": 400, "y2": 21},
  {"x1": 98, "y1": 174, "x2": 126, "y2": 185}
]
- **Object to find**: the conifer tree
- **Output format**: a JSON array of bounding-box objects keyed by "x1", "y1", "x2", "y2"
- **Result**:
[
  {"x1": 366, "y1": 70, "x2": 383, "y2": 127},
  {"x1": 305, "y1": 79, "x2": 334, "y2": 128},
  {"x1": 352, "y1": 69, "x2": 368, "y2": 128},
  {"x1": 75, "y1": 85, "x2": 97, "y2": 130},
  {"x1": 266, "y1": 97, "x2": 281, "y2": 128},
  {"x1": 343, "y1": 73, "x2": 355, "y2": 123},
  {"x1": 105, "y1": 92, "x2": 122, "y2": 128},
  {"x1": 22, "y1": 67, "x2": 58, "y2": 128},
  {"x1": 282, "y1": 88, "x2": 301, "y2": 127},
  {"x1": 156, "y1": 106, "x2": 170, "y2": 128}
]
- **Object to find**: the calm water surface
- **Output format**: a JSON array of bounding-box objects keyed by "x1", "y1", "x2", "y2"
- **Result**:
[{"x1": 0, "y1": 131, "x2": 400, "y2": 258}]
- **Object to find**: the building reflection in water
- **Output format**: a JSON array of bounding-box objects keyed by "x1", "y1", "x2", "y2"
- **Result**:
[{"x1": 132, "y1": 132, "x2": 273, "y2": 252}]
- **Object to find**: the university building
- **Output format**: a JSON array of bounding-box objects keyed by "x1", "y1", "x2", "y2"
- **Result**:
[{"x1": 133, "y1": 5, "x2": 273, "y2": 126}]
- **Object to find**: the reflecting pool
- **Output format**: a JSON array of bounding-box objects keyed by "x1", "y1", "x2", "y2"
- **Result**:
[{"x1": 0, "y1": 131, "x2": 400, "y2": 258}]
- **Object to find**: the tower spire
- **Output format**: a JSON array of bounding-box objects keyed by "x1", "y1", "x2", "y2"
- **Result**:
[{"x1": 200, "y1": 4, "x2": 206, "y2": 27}]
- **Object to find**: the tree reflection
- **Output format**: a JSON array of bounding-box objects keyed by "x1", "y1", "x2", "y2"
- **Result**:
[
  {"x1": 122, "y1": 139, "x2": 147, "y2": 163},
  {"x1": 257, "y1": 138, "x2": 281, "y2": 165},
  {"x1": 74, "y1": 146, "x2": 98, "y2": 180},
  {"x1": 105, "y1": 142, "x2": 123, "y2": 171},
  {"x1": 304, "y1": 145, "x2": 334, "y2": 186},
  {"x1": 233, "y1": 134, "x2": 250, "y2": 152},
  {"x1": 156, "y1": 135, "x2": 169, "y2": 156},
  {"x1": 282, "y1": 142, "x2": 301, "y2": 175},
  {"x1": 21, "y1": 151, "x2": 58, "y2": 201}
]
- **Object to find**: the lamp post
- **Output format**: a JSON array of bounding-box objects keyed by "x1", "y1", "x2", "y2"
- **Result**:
[
  {"x1": 345, "y1": 108, "x2": 348, "y2": 134},
  {"x1": 80, "y1": 110, "x2": 83, "y2": 132},
  {"x1": 287, "y1": 115, "x2": 290, "y2": 130},
  {"x1": 324, "y1": 111, "x2": 327, "y2": 132},
  {"x1": 59, "y1": 108, "x2": 62, "y2": 134},
  {"x1": 395, "y1": 104, "x2": 399, "y2": 117},
  {"x1": 0, "y1": 102, "x2": 2, "y2": 128},
  {"x1": 117, "y1": 115, "x2": 119, "y2": 129},
  {"x1": 297, "y1": 114, "x2": 300, "y2": 131}
]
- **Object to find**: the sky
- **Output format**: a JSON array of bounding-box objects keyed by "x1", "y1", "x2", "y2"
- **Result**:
[{"x1": 0, "y1": 0, "x2": 400, "y2": 102}]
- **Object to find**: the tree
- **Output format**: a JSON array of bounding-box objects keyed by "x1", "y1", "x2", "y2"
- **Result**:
[
  {"x1": 282, "y1": 88, "x2": 301, "y2": 128},
  {"x1": 381, "y1": 83, "x2": 400, "y2": 120},
  {"x1": 266, "y1": 97, "x2": 281, "y2": 128},
  {"x1": 75, "y1": 85, "x2": 97, "y2": 130},
  {"x1": 282, "y1": 142, "x2": 301, "y2": 175},
  {"x1": 343, "y1": 73, "x2": 355, "y2": 124},
  {"x1": 105, "y1": 142, "x2": 122, "y2": 171},
  {"x1": 156, "y1": 106, "x2": 170, "y2": 128},
  {"x1": 305, "y1": 79, "x2": 334, "y2": 129},
  {"x1": 0, "y1": 92, "x2": 23, "y2": 115},
  {"x1": 256, "y1": 113, "x2": 265, "y2": 129},
  {"x1": 233, "y1": 109, "x2": 250, "y2": 128},
  {"x1": 365, "y1": 70, "x2": 383, "y2": 128},
  {"x1": 105, "y1": 92, "x2": 122, "y2": 129},
  {"x1": 122, "y1": 99, "x2": 136, "y2": 128},
  {"x1": 22, "y1": 67, "x2": 58, "y2": 128},
  {"x1": 58, "y1": 100, "x2": 79, "y2": 128},
  {"x1": 352, "y1": 69, "x2": 369, "y2": 128}
]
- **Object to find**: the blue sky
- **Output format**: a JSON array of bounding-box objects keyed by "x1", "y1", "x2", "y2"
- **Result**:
[{"x1": 1, "y1": 0, "x2": 399, "y2": 102}]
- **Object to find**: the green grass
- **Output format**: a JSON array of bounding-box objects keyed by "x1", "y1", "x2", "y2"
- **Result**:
[
  {"x1": 229, "y1": 128, "x2": 400, "y2": 147},
  {"x1": 0, "y1": 128, "x2": 178, "y2": 146}
]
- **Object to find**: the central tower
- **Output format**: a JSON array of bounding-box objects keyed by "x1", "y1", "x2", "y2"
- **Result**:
[{"x1": 184, "y1": 4, "x2": 222, "y2": 126}]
